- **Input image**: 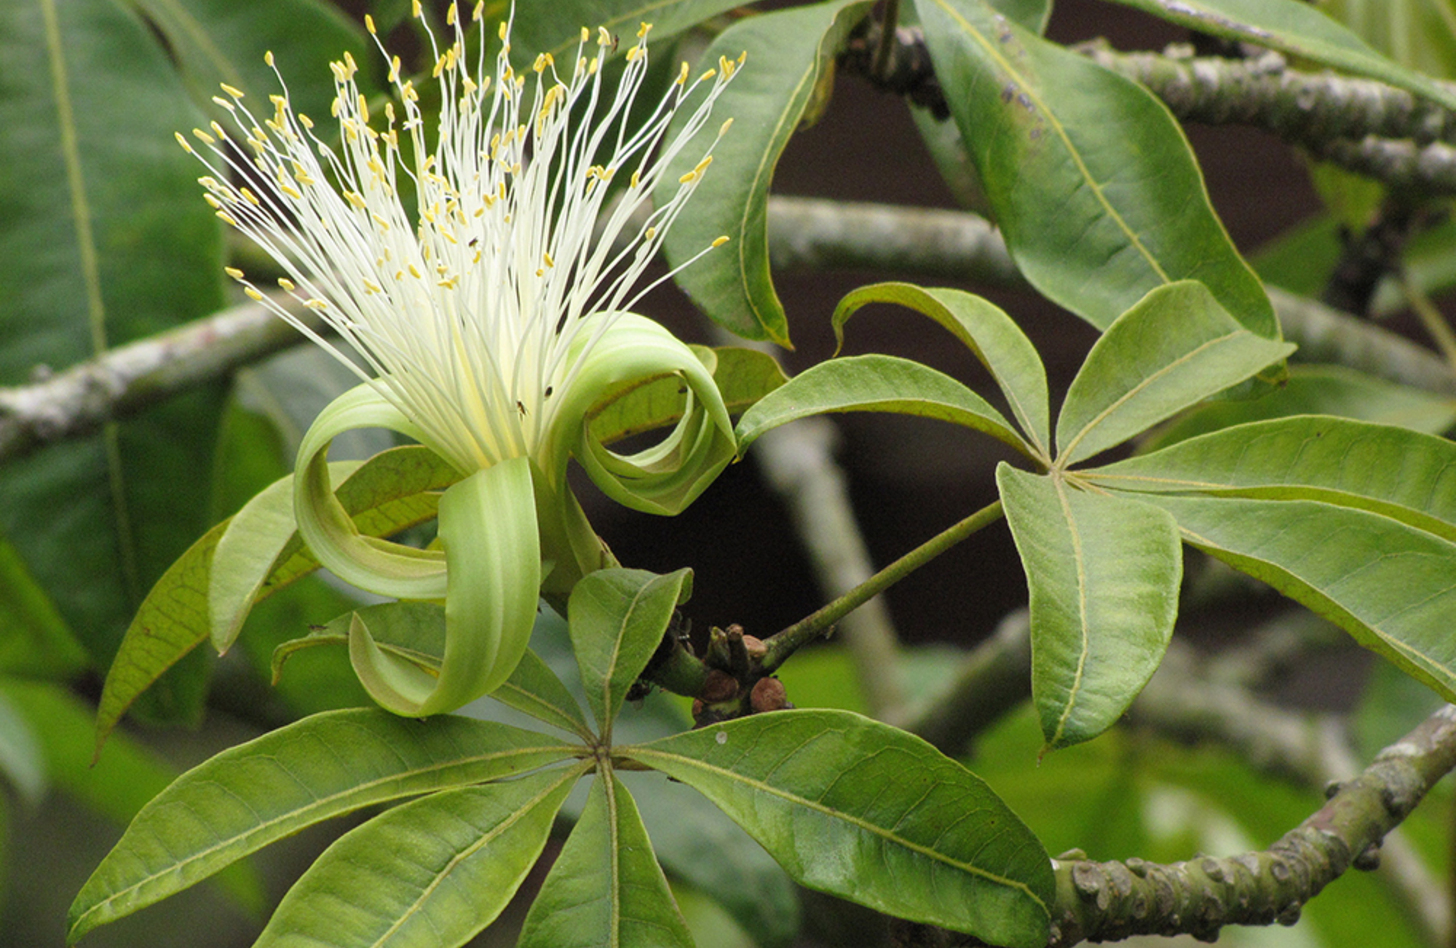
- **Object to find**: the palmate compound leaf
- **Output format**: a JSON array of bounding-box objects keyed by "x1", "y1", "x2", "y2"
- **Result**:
[
  {"x1": 997, "y1": 465, "x2": 1182, "y2": 749},
  {"x1": 518, "y1": 771, "x2": 693, "y2": 948},
  {"x1": 658, "y1": 0, "x2": 875, "y2": 344},
  {"x1": 622, "y1": 709, "x2": 1054, "y2": 948},
  {"x1": 93, "y1": 446, "x2": 459, "y2": 758},
  {"x1": 253, "y1": 764, "x2": 586, "y2": 948},
  {"x1": 67, "y1": 710, "x2": 579, "y2": 942},
  {"x1": 914, "y1": 0, "x2": 1275, "y2": 335}
]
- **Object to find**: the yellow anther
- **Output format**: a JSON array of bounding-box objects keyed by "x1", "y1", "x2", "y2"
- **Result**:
[
  {"x1": 243, "y1": 286, "x2": 264, "y2": 301},
  {"x1": 363, "y1": 279, "x2": 382, "y2": 294},
  {"x1": 473, "y1": 2, "x2": 484, "y2": 23},
  {"x1": 712, "y1": 235, "x2": 730, "y2": 248},
  {"x1": 278, "y1": 277, "x2": 296, "y2": 291},
  {"x1": 630, "y1": 170, "x2": 641, "y2": 189},
  {"x1": 192, "y1": 128, "x2": 216, "y2": 145},
  {"x1": 446, "y1": 3, "x2": 456, "y2": 24},
  {"x1": 240, "y1": 187, "x2": 260, "y2": 205},
  {"x1": 694, "y1": 156, "x2": 713, "y2": 176},
  {"x1": 372, "y1": 213, "x2": 391, "y2": 231},
  {"x1": 344, "y1": 51, "x2": 358, "y2": 77},
  {"x1": 412, "y1": 0, "x2": 421, "y2": 16},
  {"x1": 698, "y1": 68, "x2": 716, "y2": 82},
  {"x1": 279, "y1": 183, "x2": 302, "y2": 200},
  {"x1": 580, "y1": 26, "x2": 589, "y2": 43},
  {"x1": 626, "y1": 45, "x2": 642, "y2": 62},
  {"x1": 224, "y1": 267, "x2": 244, "y2": 279},
  {"x1": 305, "y1": 298, "x2": 329, "y2": 310},
  {"x1": 499, "y1": 21, "x2": 508, "y2": 40},
  {"x1": 264, "y1": 51, "x2": 275, "y2": 67},
  {"x1": 220, "y1": 82, "x2": 245, "y2": 99},
  {"x1": 211, "y1": 95, "x2": 234, "y2": 110},
  {"x1": 364, "y1": 13, "x2": 375, "y2": 33},
  {"x1": 543, "y1": 251, "x2": 554, "y2": 268},
  {"x1": 299, "y1": 113, "x2": 314, "y2": 129},
  {"x1": 408, "y1": 263, "x2": 422, "y2": 278},
  {"x1": 331, "y1": 96, "x2": 342, "y2": 118},
  {"x1": 357, "y1": 92, "x2": 369, "y2": 122},
  {"x1": 676, "y1": 62, "x2": 689, "y2": 85},
  {"x1": 174, "y1": 132, "x2": 194, "y2": 153},
  {"x1": 389, "y1": 55, "x2": 401, "y2": 83},
  {"x1": 210, "y1": 120, "x2": 227, "y2": 139},
  {"x1": 203, "y1": 194, "x2": 222, "y2": 209},
  {"x1": 216, "y1": 210, "x2": 238, "y2": 226},
  {"x1": 678, "y1": 170, "x2": 697, "y2": 184},
  {"x1": 721, "y1": 117, "x2": 734, "y2": 135},
  {"x1": 644, "y1": 226, "x2": 656, "y2": 240},
  {"x1": 598, "y1": 27, "x2": 611, "y2": 45}
]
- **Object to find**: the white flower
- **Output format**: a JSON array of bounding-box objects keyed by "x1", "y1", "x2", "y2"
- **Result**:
[{"x1": 181, "y1": 4, "x2": 740, "y2": 715}]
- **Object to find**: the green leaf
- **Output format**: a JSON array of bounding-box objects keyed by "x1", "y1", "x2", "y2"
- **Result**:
[
  {"x1": 68, "y1": 710, "x2": 577, "y2": 942},
  {"x1": 1138, "y1": 365, "x2": 1456, "y2": 452},
  {"x1": 1107, "y1": 0, "x2": 1456, "y2": 110},
  {"x1": 660, "y1": 0, "x2": 875, "y2": 344},
  {"x1": 0, "y1": 535, "x2": 86, "y2": 677},
  {"x1": 94, "y1": 446, "x2": 457, "y2": 756},
  {"x1": 474, "y1": 607, "x2": 802, "y2": 947},
  {"x1": 124, "y1": 0, "x2": 364, "y2": 125},
  {"x1": 276, "y1": 603, "x2": 596, "y2": 739},
  {"x1": 254, "y1": 765, "x2": 584, "y2": 948},
  {"x1": 569, "y1": 568, "x2": 693, "y2": 737},
  {"x1": 736, "y1": 354, "x2": 1036, "y2": 460},
  {"x1": 588, "y1": 346, "x2": 788, "y2": 446},
  {"x1": 0, "y1": 687, "x2": 44, "y2": 806},
  {"x1": 624, "y1": 771, "x2": 800, "y2": 948},
  {"x1": 512, "y1": 0, "x2": 751, "y2": 62},
  {"x1": 913, "y1": 0, "x2": 1275, "y2": 333},
  {"x1": 624, "y1": 709, "x2": 1054, "y2": 947},
  {"x1": 0, "y1": 0, "x2": 226, "y2": 714},
  {"x1": 1055, "y1": 282, "x2": 1295, "y2": 467},
  {"x1": 1141, "y1": 494, "x2": 1456, "y2": 702},
  {"x1": 519, "y1": 772, "x2": 693, "y2": 948},
  {"x1": 1087, "y1": 416, "x2": 1456, "y2": 544},
  {"x1": 833, "y1": 282, "x2": 1051, "y2": 456},
  {"x1": 997, "y1": 465, "x2": 1182, "y2": 748}
]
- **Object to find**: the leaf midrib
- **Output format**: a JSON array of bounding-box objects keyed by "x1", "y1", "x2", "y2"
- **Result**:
[
  {"x1": 624, "y1": 746, "x2": 1047, "y2": 908},
  {"x1": 1058, "y1": 331, "x2": 1240, "y2": 465},
  {"x1": 927, "y1": 0, "x2": 1170, "y2": 286},
  {"x1": 73, "y1": 740, "x2": 577, "y2": 928}
]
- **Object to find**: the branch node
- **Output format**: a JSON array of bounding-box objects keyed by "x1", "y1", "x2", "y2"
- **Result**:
[{"x1": 1353, "y1": 843, "x2": 1382, "y2": 872}]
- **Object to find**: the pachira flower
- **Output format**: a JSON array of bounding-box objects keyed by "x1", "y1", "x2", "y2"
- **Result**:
[{"x1": 178, "y1": 5, "x2": 741, "y2": 715}]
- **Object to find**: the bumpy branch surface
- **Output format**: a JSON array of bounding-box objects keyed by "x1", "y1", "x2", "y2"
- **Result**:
[
  {"x1": 0, "y1": 297, "x2": 315, "y2": 462},
  {"x1": 1042, "y1": 703, "x2": 1456, "y2": 946},
  {"x1": 842, "y1": 24, "x2": 1456, "y2": 196}
]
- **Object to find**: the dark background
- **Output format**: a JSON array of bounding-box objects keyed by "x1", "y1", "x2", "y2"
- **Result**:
[{"x1": 594, "y1": 0, "x2": 1325, "y2": 655}]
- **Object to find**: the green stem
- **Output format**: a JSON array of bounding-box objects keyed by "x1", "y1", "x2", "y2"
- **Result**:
[
  {"x1": 760, "y1": 499, "x2": 1004, "y2": 673},
  {"x1": 1401, "y1": 266, "x2": 1456, "y2": 374},
  {"x1": 871, "y1": 0, "x2": 899, "y2": 80}
]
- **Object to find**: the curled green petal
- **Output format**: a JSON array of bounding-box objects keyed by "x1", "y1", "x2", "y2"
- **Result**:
[
  {"x1": 294, "y1": 383, "x2": 450, "y2": 600},
  {"x1": 348, "y1": 458, "x2": 543, "y2": 716},
  {"x1": 559, "y1": 313, "x2": 736, "y2": 516}
]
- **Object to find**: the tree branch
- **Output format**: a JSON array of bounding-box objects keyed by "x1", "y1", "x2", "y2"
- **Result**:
[
  {"x1": 1042, "y1": 703, "x2": 1456, "y2": 946},
  {"x1": 0, "y1": 297, "x2": 317, "y2": 463},
  {"x1": 841, "y1": 24, "x2": 1456, "y2": 196}
]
